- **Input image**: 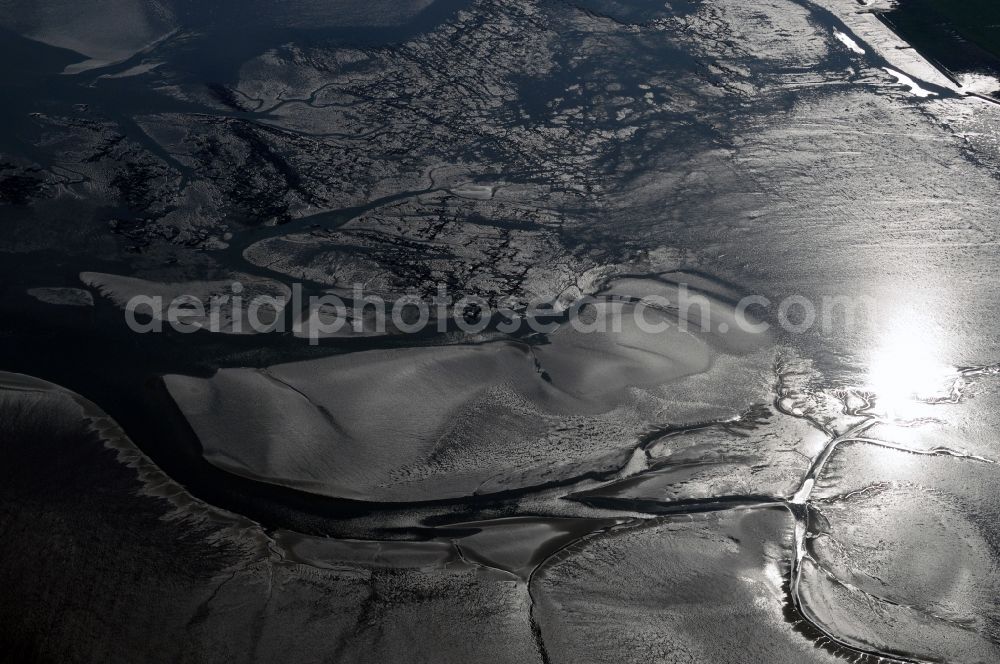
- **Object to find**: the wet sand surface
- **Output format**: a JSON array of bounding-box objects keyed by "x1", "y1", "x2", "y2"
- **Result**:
[{"x1": 3, "y1": 0, "x2": 1000, "y2": 661}]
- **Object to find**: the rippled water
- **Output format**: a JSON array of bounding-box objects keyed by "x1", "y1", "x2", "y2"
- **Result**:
[{"x1": 3, "y1": 0, "x2": 1000, "y2": 661}]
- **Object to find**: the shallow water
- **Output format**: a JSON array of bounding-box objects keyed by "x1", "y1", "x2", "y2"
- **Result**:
[
  {"x1": 880, "y1": 0, "x2": 1000, "y2": 92},
  {"x1": 3, "y1": 0, "x2": 1000, "y2": 661}
]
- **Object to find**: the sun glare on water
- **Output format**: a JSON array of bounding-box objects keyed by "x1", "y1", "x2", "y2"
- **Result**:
[{"x1": 866, "y1": 329, "x2": 956, "y2": 419}]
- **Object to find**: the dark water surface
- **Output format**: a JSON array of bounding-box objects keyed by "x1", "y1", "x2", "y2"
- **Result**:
[
  {"x1": 881, "y1": 0, "x2": 1000, "y2": 87},
  {"x1": 5, "y1": 0, "x2": 1000, "y2": 661}
]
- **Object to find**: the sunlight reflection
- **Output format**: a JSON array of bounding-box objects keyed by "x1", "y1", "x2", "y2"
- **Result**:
[{"x1": 866, "y1": 317, "x2": 956, "y2": 420}]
